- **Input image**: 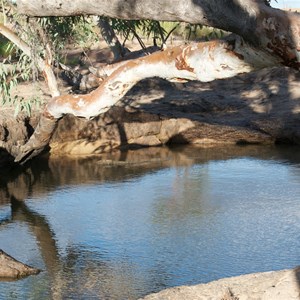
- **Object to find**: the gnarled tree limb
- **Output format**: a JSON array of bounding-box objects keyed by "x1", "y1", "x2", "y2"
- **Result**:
[
  {"x1": 15, "y1": 37, "x2": 280, "y2": 163},
  {"x1": 6, "y1": 0, "x2": 300, "y2": 163},
  {"x1": 13, "y1": 0, "x2": 300, "y2": 68}
]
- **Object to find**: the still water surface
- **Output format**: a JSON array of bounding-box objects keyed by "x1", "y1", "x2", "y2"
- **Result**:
[{"x1": 0, "y1": 145, "x2": 300, "y2": 299}]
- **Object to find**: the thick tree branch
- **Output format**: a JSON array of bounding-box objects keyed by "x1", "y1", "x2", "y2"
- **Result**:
[
  {"x1": 13, "y1": 0, "x2": 300, "y2": 69},
  {"x1": 14, "y1": 37, "x2": 280, "y2": 163},
  {"x1": 47, "y1": 38, "x2": 280, "y2": 119},
  {"x1": 8, "y1": 0, "x2": 300, "y2": 163},
  {"x1": 0, "y1": 23, "x2": 31, "y2": 56}
]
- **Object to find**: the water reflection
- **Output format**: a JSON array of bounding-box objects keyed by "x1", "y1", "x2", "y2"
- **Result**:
[
  {"x1": 10, "y1": 197, "x2": 59, "y2": 272},
  {"x1": 2, "y1": 144, "x2": 300, "y2": 206},
  {"x1": 0, "y1": 145, "x2": 300, "y2": 299}
]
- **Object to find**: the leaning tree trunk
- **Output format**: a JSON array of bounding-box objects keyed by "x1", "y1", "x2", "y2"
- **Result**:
[
  {"x1": 5, "y1": 0, "x2": 300, "y2": 162},
  {"x1": 13, "y1": 0, "x2": 300, "y2": 68},
  {"x1": 15, "y1": 37, "x2": 281, "y2": 163}
]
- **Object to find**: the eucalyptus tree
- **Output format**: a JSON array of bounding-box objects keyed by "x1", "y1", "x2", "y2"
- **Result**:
[{"x1": 1, "y1": 0, "x2": 299, "y2": 162}]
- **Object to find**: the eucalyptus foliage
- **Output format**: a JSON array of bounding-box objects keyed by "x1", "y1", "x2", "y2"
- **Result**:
[
  {"x1": 0, "y1": 51, "x2": 41, "y2": 116},
  {"x1": 0, "y1": 1, "x2": 97, "y2": 115},
  {"x1": 101, "y1": 17, "x2": 177, "y2": 49}
]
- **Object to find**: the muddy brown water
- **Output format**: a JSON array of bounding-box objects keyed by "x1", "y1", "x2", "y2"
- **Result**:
[{"x1": 0, "y1": 145, "x2": 300, "y2": 299}]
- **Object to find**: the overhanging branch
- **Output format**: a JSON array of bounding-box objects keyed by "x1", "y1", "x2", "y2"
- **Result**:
[
  {"x1": 14, "y1": 37, "x2": 281, "y2": 163},
  {"x1": 13, "y1": 0, "x2": 300, "y2": 68}
]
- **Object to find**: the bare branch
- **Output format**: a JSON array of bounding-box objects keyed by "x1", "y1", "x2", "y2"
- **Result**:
[{"x1": 0, "y1": 23, "x2": 31, "y2": 56}]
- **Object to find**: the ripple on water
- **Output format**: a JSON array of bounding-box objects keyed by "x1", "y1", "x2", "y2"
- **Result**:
[{"x1": 0, "y1": 146, "x2": 300, "y2": 299}]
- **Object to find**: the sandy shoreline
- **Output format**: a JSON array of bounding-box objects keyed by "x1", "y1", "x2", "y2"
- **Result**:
[{"x1": 140, "y1": 267, "x2": 300, "y2": 300}]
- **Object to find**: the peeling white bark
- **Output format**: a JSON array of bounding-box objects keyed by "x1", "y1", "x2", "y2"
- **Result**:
[
  {"x1": 46, "y1": 38, "x2": 279, "y2": 119},
  {"x1": 14, "y1": 37, "x2": 281, "y2": 163},
  {"x1": 9, "y1": 0, "x2": 300, "y2": 162}
]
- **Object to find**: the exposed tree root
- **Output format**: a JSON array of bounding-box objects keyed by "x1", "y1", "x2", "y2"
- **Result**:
[{"x1": 14, "y1": 112, "x2": 58, "y2": 164}]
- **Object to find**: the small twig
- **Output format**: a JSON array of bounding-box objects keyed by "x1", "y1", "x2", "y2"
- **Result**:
[
  {"x1": 155, "y1": 21, "x2": 166, "y2": 46},
  {"x1": 165, "y1": 23, "x2": 180, "y2": 43},
  {"x1": 126, "y1": 22, "x2": 148, "y2": 53}
]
